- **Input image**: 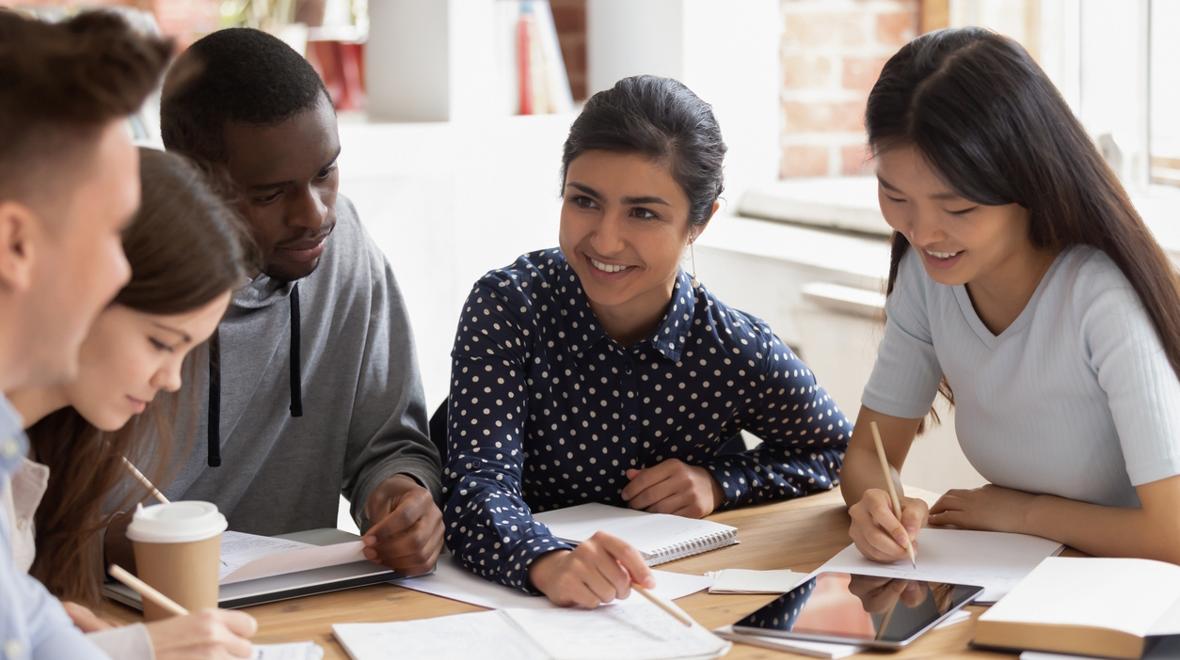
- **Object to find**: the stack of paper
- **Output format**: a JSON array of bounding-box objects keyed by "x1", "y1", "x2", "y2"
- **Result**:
[{"x1": 706, "y1": 568, "x2": 807, "y2": 594}]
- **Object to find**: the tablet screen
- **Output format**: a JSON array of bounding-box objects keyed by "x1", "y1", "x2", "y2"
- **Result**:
[{"x1": 732, "y1": 572, "x2": 982, "y2": 645}]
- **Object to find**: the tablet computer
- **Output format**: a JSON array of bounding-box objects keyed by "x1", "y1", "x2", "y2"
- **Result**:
[{"x1": 731, "y1": 571, "x2": 983, "y2": 649}]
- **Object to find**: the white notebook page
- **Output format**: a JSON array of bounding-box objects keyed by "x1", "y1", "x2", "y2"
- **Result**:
[{"x1": 818, "y1": 528, "x2": 1063, "y2": 602}]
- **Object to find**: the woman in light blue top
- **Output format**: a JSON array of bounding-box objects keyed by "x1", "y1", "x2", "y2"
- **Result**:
[{"x1": 841, "y1": 27, "x2": 1180, "y2": 564}]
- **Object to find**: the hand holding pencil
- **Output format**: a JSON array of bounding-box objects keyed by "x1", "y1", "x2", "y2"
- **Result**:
[
  {"x1": 847, "y1": 421, "x2": 929, "y2": 565},
  {"x1": 870, "y1": 422, "x2": 917, "y2": 568},
  {"x1": 108, "y1": 564, "x2": 259, "y2": 659}
]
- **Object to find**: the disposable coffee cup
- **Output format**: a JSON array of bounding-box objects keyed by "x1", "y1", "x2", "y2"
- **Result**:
[{"x1": 125, "y1": 501, "x2": 227, "y2": 621}]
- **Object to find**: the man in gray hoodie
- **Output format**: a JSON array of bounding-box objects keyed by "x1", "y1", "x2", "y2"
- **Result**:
[{"x1": 123, "y1": 28, "x2": 443, "y2": 575}]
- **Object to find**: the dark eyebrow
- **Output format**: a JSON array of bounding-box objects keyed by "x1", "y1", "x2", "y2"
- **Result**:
[
  {"x1": 621, "y1": 195, "x2": 670, "y2": 206},
  {"x1": 567, "y1": 182, "x2": 602, "y2": 199},
  {"x1": 566, "y1": 182, "x2": 669, "y2": 206},
  {"x1": 151, "y1": 322, "x2": 192, "y2": 344},
  {"x1": 249, "y1": 146, "x2": 343, "y2": 191},
  {"x1": 877, "y1": 175, "x2": 964, "y2": 201}
]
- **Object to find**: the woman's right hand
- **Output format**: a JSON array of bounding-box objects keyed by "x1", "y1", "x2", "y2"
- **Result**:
[
  {"x1": 528, "y1": 531, "x2": 654, "y2": 608},
  {"x1": 145, "y1": 609, "x2": 258, "y2": 659},
  {"x1": 848, "y1": 488, "x2": 929, "y2": 563}
]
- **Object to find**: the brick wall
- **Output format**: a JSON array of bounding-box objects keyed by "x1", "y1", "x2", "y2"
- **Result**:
[
  {"x1": 780, "y1": 0, "x2": 919, "y2": 178},
  {"x1": 550, "y1": 0, "x2": 588, "y2": 100}
]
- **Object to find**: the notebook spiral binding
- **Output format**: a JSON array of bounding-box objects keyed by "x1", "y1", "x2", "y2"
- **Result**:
[{"x1": 645, "y1": 529, "x2": 739, "y2": 565}]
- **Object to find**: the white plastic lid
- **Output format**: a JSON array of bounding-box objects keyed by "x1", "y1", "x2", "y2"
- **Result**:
[{"x1": 126, "y1": 501, "x2": 227, "y2": 544}]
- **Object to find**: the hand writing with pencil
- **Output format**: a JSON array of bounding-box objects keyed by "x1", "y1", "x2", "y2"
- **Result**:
[
  {"x1": 528, "y1": 531, "x2": 655, "y2": 608},
  {"x1": 362, "y1": 474, "x2": 444, "y2": 576},
  {"x1": 848, "y1": 488, "x2": 929, "y2": 563},
  {"x1": 929, "y1": 484, "x2": 1037, "y2": 533}
]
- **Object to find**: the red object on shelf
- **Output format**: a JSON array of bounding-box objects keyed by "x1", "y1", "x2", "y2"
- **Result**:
[
  {"x1": 308, "y1": 41, "x2": 365, "y2": 111},
  {"x1": 517, "y1": 8, "x2": 534, "y2": 115}
]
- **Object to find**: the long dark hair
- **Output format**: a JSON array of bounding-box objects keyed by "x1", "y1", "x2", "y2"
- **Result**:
[
  {"x1": 561, "y1": 75, "x2": 727, "y2": 226},
  {"x1": 28, "y1": 148, "x2": 249, "y2": 604},
  {"x1": 867, "y1": 27, "x2": 1180, "y2": 415}
]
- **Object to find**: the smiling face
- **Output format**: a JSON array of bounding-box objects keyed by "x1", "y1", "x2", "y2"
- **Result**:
[
  {"x1": 63, "y1": 291, "x2": 231, "y2": 431},
  {"x1": 875, "y1": 143, "x2": 1033, "y2": 288},
  {"x1": 558, "y1": 150, "x2": 700, "y2": 340},
  {"x1": 222, "y1": 92, "x2": 340, "y2": 282}
]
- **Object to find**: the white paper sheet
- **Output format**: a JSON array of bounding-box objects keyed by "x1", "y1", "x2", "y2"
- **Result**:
[
  {"x1": 219, "y1": 531, "x2": 365, "y2": 585},
  {"x1": 397, "y1": 555, "x2": 713, "y2": 610},
  {"x1": 817, "y1": 528, "x2": 1063, "y2": 602},
  {"x1": 707, "y1": 568, "x2": 808, "y2": 594},
  {"x1": 334, "y1": 611, "x2": 548, "y2": 660},
  {"x1": 252, "y1": 641, "x2": 324, "y2": 659},
  {"x1": 506, "y1": 595, "x2": 729, "y2": 660}
]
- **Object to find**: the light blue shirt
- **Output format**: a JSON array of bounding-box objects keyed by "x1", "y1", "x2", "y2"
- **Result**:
[
  {"x1": 863, "y1": 246, "x2": 1180, "y2": 507},
  {"x1": 0, "y1": 395, "x2": 106, "y2": 660}
]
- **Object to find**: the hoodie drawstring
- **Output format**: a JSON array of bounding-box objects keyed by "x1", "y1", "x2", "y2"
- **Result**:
[
  {"x1": 206, "y1": 282, "x2": 305, "y2": 468},
  {"x1": 289, "y1": 282, "x2": 303, "y2": 417},
  {"x1": 207, "y1": 328, "x2": 222, "y2": 467}
]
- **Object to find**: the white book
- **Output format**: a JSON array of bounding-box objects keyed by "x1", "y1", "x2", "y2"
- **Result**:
[
  {"x1": 817, "y1": 528, "x2": 1063, "y2": 602},
  {"x1": 333, "y1": 595, "x2": 730, "y2": 660},
  {"x1": 975, "y1": 557, "x2": 1180, "y2": 659},
  {"x1": 533, "y1": 503, "x2": 738, "y2": 565}
]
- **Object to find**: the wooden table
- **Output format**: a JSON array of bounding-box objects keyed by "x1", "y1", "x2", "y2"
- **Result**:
[{"x1": 100, "y1": 489, "x2": 1017, "y2": 659}]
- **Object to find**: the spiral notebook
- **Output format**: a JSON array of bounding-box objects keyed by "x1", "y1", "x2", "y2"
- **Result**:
[{"x1": 534, "y1": 503, "x2": 738, "y2": 565}]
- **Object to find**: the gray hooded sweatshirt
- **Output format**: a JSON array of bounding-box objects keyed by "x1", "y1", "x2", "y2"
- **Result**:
[{"x1": 161, "y1": 196, "x2": 440, "y2": 534}]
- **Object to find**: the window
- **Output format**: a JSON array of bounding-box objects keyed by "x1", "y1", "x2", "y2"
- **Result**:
[{"x1": 949, "y1": 0, "x2": 1179, "y2": 242}]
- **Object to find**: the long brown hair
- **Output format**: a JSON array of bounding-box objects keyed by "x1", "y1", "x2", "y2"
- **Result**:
[
  {"x1": 866, "y1": 27, "x2": 1180, "y2": 424},
  {"x1": 28, "y1": 148, "x2": 249, "y2": 604}
]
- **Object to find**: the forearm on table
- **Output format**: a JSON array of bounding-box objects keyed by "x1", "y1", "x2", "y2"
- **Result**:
[{"x1": 1024, "y1": 494, "x2": 1180, "y2": 563}]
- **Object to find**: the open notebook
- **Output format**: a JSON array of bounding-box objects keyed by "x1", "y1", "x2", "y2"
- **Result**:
[
  {"x1": 104, "y1": 528, "x2": 398, "y2": 609},
  {"x1": 333, "y1": 593, "x2": 730, "y2": 660},
  {"x1": 533, "y1": 503, "x2": 737, "y2": 565}
]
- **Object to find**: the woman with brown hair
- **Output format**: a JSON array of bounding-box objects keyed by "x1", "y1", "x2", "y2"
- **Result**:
[
  {"x1": 6, "y1": 148, "x2": 257, "y2": 658},
  {"x1": 841, "y1": 28, "x2": 1180, "y2": 566}
]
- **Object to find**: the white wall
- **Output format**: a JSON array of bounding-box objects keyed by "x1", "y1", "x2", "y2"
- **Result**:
[
  {"x1": 587, "y1": 0, "x2": 781, "y2": 205},
  {"x1": 337, "y1": 114, "x2": 575, "y2": 407}
]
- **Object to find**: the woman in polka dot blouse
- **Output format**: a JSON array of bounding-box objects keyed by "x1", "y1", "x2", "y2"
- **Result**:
[{"x1": 443, "y1": 75, "x2": 850, "y2": 607}]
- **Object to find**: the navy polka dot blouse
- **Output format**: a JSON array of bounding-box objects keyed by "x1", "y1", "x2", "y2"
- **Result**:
[{"x1": 443, "y1": 249, "x2": 850, "y2": 591}]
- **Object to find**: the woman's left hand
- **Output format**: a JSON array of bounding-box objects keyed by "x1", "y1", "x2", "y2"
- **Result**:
[
  {"x1": 62, "y1": 601, "x2": 113, "y2": 632},
  {"x1": 622, "y1": 459, "x2": 724, "y2": 518},
  {"x1": 929, "y1": 485, "x2": 1037, "y2": 533}
]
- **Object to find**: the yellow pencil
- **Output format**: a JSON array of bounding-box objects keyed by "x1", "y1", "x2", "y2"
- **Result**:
[
  {"x1": 120, "y1": 456, "x2": 170, "y2": 505},
  {"x1": 870, "y1": 421, "x2": 917, "y2": 568},
  {"x1": 108, "y1": 564, "x2": 189, "y2": 617}
]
